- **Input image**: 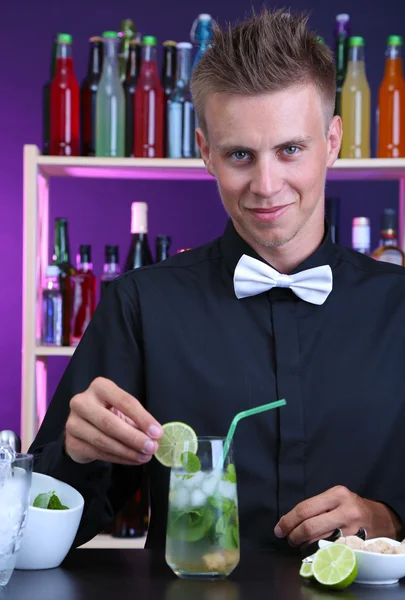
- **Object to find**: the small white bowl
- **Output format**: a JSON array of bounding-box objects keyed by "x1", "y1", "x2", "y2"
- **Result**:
[
  {"x1": 318, "y1": 537, "x2": 405, "y2": 585},
  {"x1": 15, "y1": 472, "x2": 84, "y2": 570}
]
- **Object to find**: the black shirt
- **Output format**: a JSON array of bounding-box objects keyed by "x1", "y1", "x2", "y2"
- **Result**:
[{"x1": 29, "y1": 219, "x2": 405, "y2": 551}]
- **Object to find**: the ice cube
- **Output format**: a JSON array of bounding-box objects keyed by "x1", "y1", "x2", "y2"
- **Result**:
[
  {"x1": 171, "y1": 487, "x2": 190, "y2": 510},
  {"x1": 219, "y1": 480, "x2": 237, "y2": 500},
  {"x1": 202, "y1": 476, "x2": 218, "y2": 497},
  {"x1": 191, "y1": 489, "x2": 206, "y2": 507}
]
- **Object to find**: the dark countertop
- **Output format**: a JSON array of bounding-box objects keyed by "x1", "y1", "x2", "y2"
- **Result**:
[{"x1": 4, "y1": 549, "x2": 405, "y2": 600}]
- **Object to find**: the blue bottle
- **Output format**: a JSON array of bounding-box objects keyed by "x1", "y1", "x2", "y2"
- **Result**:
[{"x1": 190, "y1": 14, "x2": 213, "y2": 157}]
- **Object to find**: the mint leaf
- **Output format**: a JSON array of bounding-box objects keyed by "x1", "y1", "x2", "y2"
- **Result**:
[
  {"x1": 168, "y1": 506, "x2": 214, "y2": 542},
  {"x1": 219, "y1": 524, "x2": 239, "y2": 550},
  {"x1": 215, "y1": 516, "x2": 227, "y2": 534},
  {"x1": 180, "y1": 451, "x2": 201, "y2": 473},
  {"x1": 48, "y1": 493, "x2": 68, "y2": 510},
  {"x1": 222, "y1": 464, "x2": 236, "y2": 483},
  {"x1": 208, "y1": 496, "x2": 232, "y2": 512},
  {"x1": 33, "y1": 491, "x2": 53, "y2": 509}
]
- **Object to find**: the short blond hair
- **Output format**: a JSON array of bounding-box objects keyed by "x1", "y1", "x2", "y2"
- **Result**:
[{"x1": 191, "y1": 8, "x2": 336, "y2": 136}]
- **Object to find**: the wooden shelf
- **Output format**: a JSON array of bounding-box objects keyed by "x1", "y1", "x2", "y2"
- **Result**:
[
  {"x1": 78, "y1": 534, "x2": 147, "y2": 550},
  {"x1": 34, "y1": 151, "x2": 405, "y2": 182},
  {"x1": 35, "y1": 346, "x2": 76, "y2": 357}
]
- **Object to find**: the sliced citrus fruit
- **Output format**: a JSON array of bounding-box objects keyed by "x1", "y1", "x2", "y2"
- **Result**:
[
  {"x1": 299, "y1": 560, "x2": 314, "y2": 579},
  {"x1": 312, "y1": 544, "x2": 357, "y2": 590},
  {"x1": 154, "y1": 422, "x2": 198, "y2": 467}
]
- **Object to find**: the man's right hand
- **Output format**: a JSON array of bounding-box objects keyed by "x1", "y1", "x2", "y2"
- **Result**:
[{"x1": 64, "y1": 377, "x2": 163, "y2": 465}]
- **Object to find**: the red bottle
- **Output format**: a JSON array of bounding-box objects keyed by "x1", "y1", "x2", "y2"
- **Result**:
[
  {"x1": 71, "y1": 245, "x2": 97, "y2": 346},
  {"x1": 50, "y1": 33, "x2": 80, "y2": 156},
  {"x1": 134, "y1": 36, "x2": 164, "y2": 158}
]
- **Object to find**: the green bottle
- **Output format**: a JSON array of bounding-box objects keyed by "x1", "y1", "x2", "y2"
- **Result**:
[
  {"x1": 96, "y1": 31, "x2": 125, "y2": 157},
  {"x1": 52, "y1": 218, "x2": 75, "y2": 346},
  {"x1": 118, "y1": 18, "x2": 136, "y2": 81}
]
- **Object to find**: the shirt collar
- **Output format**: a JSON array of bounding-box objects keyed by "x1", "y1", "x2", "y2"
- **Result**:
[{"x1": 220, "y1": 218, "x2": 339, "y2": 276}]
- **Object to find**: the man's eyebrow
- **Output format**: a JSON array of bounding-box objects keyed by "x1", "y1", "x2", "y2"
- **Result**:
[{"x1": 216, "y1": 136, "x2": 314, "y2": 153}]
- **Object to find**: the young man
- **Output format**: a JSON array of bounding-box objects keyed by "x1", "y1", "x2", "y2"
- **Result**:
[{"x1": 30, "y1": 9, "x2": 404, "y2": 552}]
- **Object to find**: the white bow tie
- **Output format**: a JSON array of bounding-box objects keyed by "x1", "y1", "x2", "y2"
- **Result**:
[{"x1": 234, "y1": 255, "x2": 333, "y2": 305}]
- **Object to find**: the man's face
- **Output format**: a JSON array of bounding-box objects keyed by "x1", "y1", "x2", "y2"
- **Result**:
[{"x1": 197, "y1": 85, "x2": 341, "y2": 250}]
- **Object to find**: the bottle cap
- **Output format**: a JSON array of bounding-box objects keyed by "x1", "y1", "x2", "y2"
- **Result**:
[
  {"x1": 197, "y1": 14, "x2": 212, "y2": 21},
  {"x1": 79, "y1": 244, "x2": 92, "y2": 262},
  {"x1": 103, "y1": 31, "x2": 119, "y2": 38},
  {"x1": 57, "y1": 33, "x2": 72, "y2": 44},
  {"x1": 177, "y1": 42, "x2": 193, "y2": 49},
  {"x1": 163, "y1": 40, "x2": 177, "y2": 47},
  {"x1": 352, "y1": 217, "x2": 370, "y2": 249},
  {"x1": 119, "y1": 19, "x2": 135, "y2": 32},
  {"x1": 131, "y1": 202, "x2": 148, "y2": 234},
  {"x1": 142, "y1": 35, "x2": 157, "y2": 46},
  {"x1": 46, "y1": 265, "x2": 61, "y2": 277},
  {"x1": 317, "y1": 36, "x2": 325, "y2": 44},
  {"x1": 89, "y1": 36, "x2": 104, "y2": 43},
  {"x1": 105, "y1": 245, "x2": 119, "y2": 262},
  {"x1": 349, "y1": 36, "x2": 365, "y2": 47},
  {"x1": 388, "y1": 35, "x2": 403, "y2": 46}
]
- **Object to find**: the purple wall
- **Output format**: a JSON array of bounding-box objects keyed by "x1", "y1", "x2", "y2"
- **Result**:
[{"x1": 1, "y1": 0, "x2": 403, "y2": 435}]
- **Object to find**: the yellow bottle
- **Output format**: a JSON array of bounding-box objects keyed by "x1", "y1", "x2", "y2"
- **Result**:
[{"x1": 341, "y1": 36, "x2": 371, "y2": 158}]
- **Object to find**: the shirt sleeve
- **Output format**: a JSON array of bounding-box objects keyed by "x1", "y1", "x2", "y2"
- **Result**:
[{"x1": 28, "y1": 275, "x2": 145, "y2": 548}]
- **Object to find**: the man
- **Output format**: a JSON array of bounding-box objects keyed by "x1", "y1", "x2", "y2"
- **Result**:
[{"x1": 30, "y1": 9, "x2": 405, "y2": 552}]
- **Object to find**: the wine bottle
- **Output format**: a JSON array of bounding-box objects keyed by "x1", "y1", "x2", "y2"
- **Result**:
[{"x1": 123, "y1": 203, "x2": 153, "y2": 271}]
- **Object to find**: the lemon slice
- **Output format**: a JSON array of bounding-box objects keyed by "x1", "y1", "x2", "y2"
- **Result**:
[
  {"x1": 154, "y1": 422, "x2": 198, "y2": 467},
  {"x1": 312, "y1": 545, "x2": 357, "y2": 590}
]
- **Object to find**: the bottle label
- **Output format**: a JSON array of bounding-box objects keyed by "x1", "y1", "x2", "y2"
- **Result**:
[
  {"x1": 168, "y1": 102, "x2": 183, "y2": 158},
  {"x1": 376, "y1": 249, "x2": 403, "y2": 266}
]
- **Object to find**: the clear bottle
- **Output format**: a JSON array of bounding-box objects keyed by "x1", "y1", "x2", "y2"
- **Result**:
[
  {"x1": 341, "y1": 36, "x2": 371, "y2": 158},
  {"x1": 124, "y1": 203, "x2": 154, "y2": 271},
  {"x1": 334, "y1": 14, "x2": 351, "y2": 120},
  {"x1": 42, "y1": 266, "x2": 63, "y2": 346},
  {"x1": 377, "y1": 35, "x2": 405, "y2": 158},
  {"x1": 371, "y1": 209, "x2": 405, "y2": 266},
  {"x1": 96, "y1": 31, "x2": 125, "y2": 157},
  {"x1": 50, "y1": 33, "x2": 80, "y2": 156},
  {"x1": 118, "y1": 19, "x2": 136, "y2": 82},
  {"x1": 81, "y1": 36, "x2": 104, "y2": 156},
  {"x1": 352, "y1": 217, "x2": 371, "y2": 255},
  {"x1": 167, "y1": 43, "x2": 195, "y2": 158},
  {"x1": 71, "y1": 245, "x2": 97, "y2": 346},
  {"x1": 156, "y1": 235, "x2": 171, "y2": 261},
  {"x1": 190, "y1": 14, "x2": 213, "y2": 158},
  {"x1": 123, "y1": 40, "x2": 142, "y2": 157},
  {"x1": 134, "y1": 36, "x2": 164, "y2": 158},
  {"x1": 101, "y1": 245, "x2": 121, "y2": 296}
]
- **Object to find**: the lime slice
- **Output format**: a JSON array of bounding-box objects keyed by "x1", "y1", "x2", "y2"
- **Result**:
[
  {"x1": 312, "y1": 545, "x2": 357, "y2": 590},
  {"x1": 299, "y1": 560, "x2": 314, "y2": 579},
  {"x1": 154, "y1": 422, "x2": 198, "y2": 467}
]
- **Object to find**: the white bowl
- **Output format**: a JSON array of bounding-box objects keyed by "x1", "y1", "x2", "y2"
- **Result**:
[
  {"x1": 318, "y1": 537, "x2": 405, "y2": 585},
  {"x1": 15, "y1": 472, "x2": 84, "y2": 570}
]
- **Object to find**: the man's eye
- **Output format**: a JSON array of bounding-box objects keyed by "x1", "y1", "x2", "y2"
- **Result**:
[
  {"x1": 231, "y1": 151, "x2": 250, "y2": 160},
  {"x1": 283, "y1": 146, "x2": 299, "y2": 156}
]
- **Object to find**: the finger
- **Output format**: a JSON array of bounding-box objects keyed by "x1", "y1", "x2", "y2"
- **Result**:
[
  {"x1": 70, "y1": 400, "x2": 158, "y2": 456},
  {"x1": 276, "y1": 488, "x2": 342, "y2": 538},
  {"x1": 287, "y1": 511, "x2": 345, "y2": 547},
  {"x1": 110, "y1": 407, "x2": 137, "y2": 427},
  {"x1": 91, "y1": 378, "x2": 163, "y2": 438},
  {"x1": 307, "y1": 530, "x2": 337, "y2": 546},
  {"x1": 67, "y1": 434, "x2": 150, "y2": 466},
  {"x1": 66, "y1": 419, "x2": 153, "y2": 465}
]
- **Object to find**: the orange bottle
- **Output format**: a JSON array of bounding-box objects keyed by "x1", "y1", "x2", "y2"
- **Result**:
[{"x1": 377, "y1": 35, "x2": 405, "y2": 158}]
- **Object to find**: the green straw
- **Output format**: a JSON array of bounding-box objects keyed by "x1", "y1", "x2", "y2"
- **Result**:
[{"x1": 219, "y1": 398, "x2": 287, "y2": 470}]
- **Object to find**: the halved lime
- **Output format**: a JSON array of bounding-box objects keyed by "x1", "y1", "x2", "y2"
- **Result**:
[
  {"x1": 312, "y1": 545, "x2": 357, "y2": 590},
  {"x1": 299, "y1": 560, "x2": 314, "y2": 579},
  {"x1": 154, "y1": 422, "x2": 198, "y2": 467}
]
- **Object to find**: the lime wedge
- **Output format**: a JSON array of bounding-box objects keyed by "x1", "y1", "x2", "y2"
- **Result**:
[
  {"x1": 312, "y1": 545, "x2": 357, "y2": 590},
  {"x1": 299, "y1": 561, "x2": 314, "y2": 579},
  {"x1": 154, "y1": 422, "x2": 198, "y2": 467}
]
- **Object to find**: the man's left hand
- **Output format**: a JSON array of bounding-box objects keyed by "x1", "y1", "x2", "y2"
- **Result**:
[{"x1": 274, "y1": 486, "x2": 402, "y2": 547}]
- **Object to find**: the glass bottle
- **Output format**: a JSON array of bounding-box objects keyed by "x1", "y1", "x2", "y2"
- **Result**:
[
  {"x1": 118, "y1": 18, "x2": 136, "y2": 82},
  {"x1": 101, "y1": 245, "x2": 121, "y2": 296},
  {"x1": 124, "y1": 203, "x2": 154, "y2": 271},
  {"x1": 96, "y1": 31, "x2": 125, "y2": 157},
  {"x1": 352, "y1": 217, "x2": 371, "y2": 255},
  {"x1": 377, "y1": 35, "x2": 405, "y2": 158},
  {"x1": 156, "y1": 235, "x2": 171, "y2": 261},
  {"x1": 123, "y1": 40, "x2": 141, "y2": 157},
  {"x1": 161, "y1": 41, "x2": 177, "y2": 156},
  {"x1": 341, "y1": 36, "x2": 371, "y2": 158},
  {"x1": 371, "y1": 209, "x2": 405, "y2": 266},
  {"x1": 50, "y1": 33, "x2": 80, "y2": 156},
  {"x1": 71, "y1": 245, "x2": 97, "y2": 346},
  {"x1": 42, "y1": 266, "x2": 63, "y2": 346},
  {"x1": 134, "y1": 36, "x2": 164, "y2": 158},
  {"x1": 42, "y1": 35, "x2": 58, "y2": 155},
  {"x1": 167, "y1": 43, "x2": 195, "y2": 158},
  {"x1": 52, "y1": 218, "x2": 75, "y2": 346},
  {"x1": 81, "y1": 36, "x2": 104, "y2": 156},
  {"x1": 334, "y1": 14, "x2": 351, "y2": 120}
]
